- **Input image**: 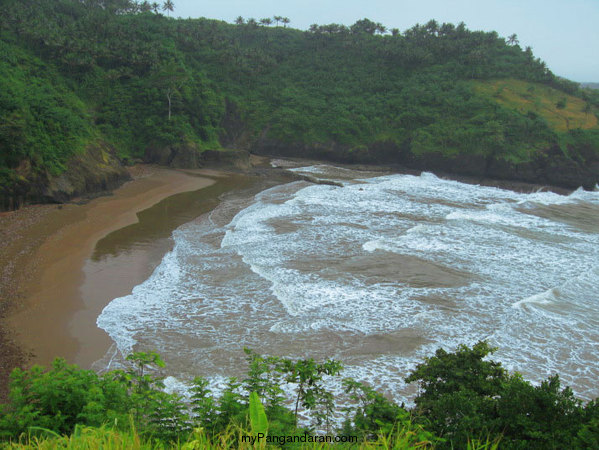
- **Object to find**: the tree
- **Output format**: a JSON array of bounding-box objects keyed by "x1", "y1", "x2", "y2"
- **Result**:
[
  {"x1": 405, "y1": 341, "x2": 507, "y2": 444},
  {"x1": 507, "y1": 33, "x2": 519, "y2": 46},
  {"x1": 162, "y1": 0, "x2": 174, "y2": 17},
  {"x1": 282, "y1": 17, "x2": 290, "y2": 27},
  {"x1": 259, "y1": 17, "x2": 272, "y2": 27},
  {"x1": 424, "y1": 19, "x2": 439, "y2": 36},
  {"x1": 242, "y1": 348, "x2": 284, "y2": 408},
  {"x1": 405, "y1": 341, "x2": 589, "y2": 448},
  {"x1": 151, "y1": 65, "x2": 189, "y2": 120},
  {"x1": 139, "y1": 1, "x2": 152, "y2": 13},
  {"x1": 375, "y1": 23, "x2": 387, "y2": 35},
  {"x1": 350, "y1": 18, "x2": 378, "y2": 35},
  {"x1": 584, "y1": 102, "x2": 592, "y2": 116},
  {"x1": 234, "y1": 16, "x2": 244, "y2": 25},
  {"x1": 275, "y1": 357, "x2": 342, "y2": 424},
  {"x1": 273, "y1": 15, "x2": 282, "y2": 27},
  {"x1": 190, "y1": 377, "x2": 217, "y2": 433},
  {"x1": 151, "y1": 2, "x2": 160, "y2": 13}
]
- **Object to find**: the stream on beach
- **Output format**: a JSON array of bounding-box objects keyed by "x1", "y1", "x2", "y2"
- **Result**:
[{"x1": 94, "y1": 162, "x2": 599, "y2": 403}]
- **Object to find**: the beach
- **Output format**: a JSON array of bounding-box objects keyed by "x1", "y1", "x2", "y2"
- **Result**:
[
  {"x1": 2, "y1": 158, "x2": 597, "y2": 406},
  {"x1": 0, "y1": 164, "x2": 264, "y2": 398}
]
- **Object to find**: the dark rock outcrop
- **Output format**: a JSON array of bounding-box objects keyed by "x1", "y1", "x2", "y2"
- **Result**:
[
  {"x1": 43, "y1": 143, "x2": 130, "y2": 202},
  {"x1": 0, "y1": 143, "x2": 130, "y2": 210},
  {"x1": 251, "y1": 137, "x2": 599, "y2": 191},
  {"x1": 144, "y1": 141, "x2": 251, "y2": 171},
  {"x1": 144, "y1": 142, "x2": 203, "y2": 169}
]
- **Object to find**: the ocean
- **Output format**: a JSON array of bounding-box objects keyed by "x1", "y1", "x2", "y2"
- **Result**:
[{"x1": 96, "y1": 162, "x2": 599, "y2": 402}]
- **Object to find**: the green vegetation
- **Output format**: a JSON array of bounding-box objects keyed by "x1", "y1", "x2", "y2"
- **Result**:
[
  {"x1": 472, "y1": 79, "x2": 598, "y2": 132},
  {"x1": 1, "y1": 0, "x2": 599, "y2": 205},
  {"x1": 1, "y1": 343, "x2": 598, "y2": 448}
]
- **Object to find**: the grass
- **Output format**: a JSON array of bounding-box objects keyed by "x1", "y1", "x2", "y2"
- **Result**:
[
  {"x1": 0, "y1": 423, "x2": 447, "y2": 449},
  {"x1": 472, "y1": 78, "x2": 599, "y2": 132}
]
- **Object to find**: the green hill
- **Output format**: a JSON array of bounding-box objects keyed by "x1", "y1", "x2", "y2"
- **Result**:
[{"x1": 1, "y1": 0, "x2": 598, "y2": 208}]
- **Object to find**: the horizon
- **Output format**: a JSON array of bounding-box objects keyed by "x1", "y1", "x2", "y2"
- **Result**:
[{"x1": 170, "y1": 0, "x2": 598, "y2": 83}]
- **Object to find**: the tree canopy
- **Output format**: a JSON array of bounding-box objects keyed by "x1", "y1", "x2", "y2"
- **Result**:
[{"x1": 1, "y1": 0, "x2": 598, "y2": 204}]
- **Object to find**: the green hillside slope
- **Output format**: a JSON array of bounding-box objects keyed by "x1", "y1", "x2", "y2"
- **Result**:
[{"x1": 1, "y1": 0, "x2": 598, "y2": 208}]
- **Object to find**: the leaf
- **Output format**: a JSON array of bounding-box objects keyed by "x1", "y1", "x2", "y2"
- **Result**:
[
  {"x1": 249, "y1": 391, "x2": 268, "y2": 435},
  {"x1": 27, "y1": 426, "x2": 61, "y2": 439}
]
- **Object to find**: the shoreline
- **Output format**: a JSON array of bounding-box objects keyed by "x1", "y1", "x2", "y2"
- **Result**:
[
  {"x1": 0, "y1": 165, "x2": 258, "y2": 396},
  {"x1": 0, "y1": 157, "x2": 581, "y2": 400}
]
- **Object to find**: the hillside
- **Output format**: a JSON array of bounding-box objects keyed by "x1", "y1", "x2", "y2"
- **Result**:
[{"x1": 1, "y1": 0, "x2": 599, "y2": 209}]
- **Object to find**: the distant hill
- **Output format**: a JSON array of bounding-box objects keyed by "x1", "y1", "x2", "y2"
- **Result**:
[
  {"x1": 1, "y1": 0, "x2": 598, "y2": 208},
  {"x1": 582, "y1": 82, "x2": 599, "y2": 90}
]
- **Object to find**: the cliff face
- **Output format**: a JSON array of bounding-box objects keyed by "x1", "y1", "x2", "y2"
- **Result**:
[
  {"x1": 251, "y1": 137, "x2": 599, "y2": 190},
  {"x1": 1, "y1": 143, "x2": 130, "y2": 210},
  {"x1": 4, "y1": 126, "x2": 594, "y2": 212}
]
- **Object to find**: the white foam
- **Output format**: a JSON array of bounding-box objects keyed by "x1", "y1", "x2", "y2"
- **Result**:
[
  {"x1": 513, "y1": 288, "x2": 558, "y2": 309},
  {"x1": 95, "y1": 168, "x2": 599, "y2": 402}
]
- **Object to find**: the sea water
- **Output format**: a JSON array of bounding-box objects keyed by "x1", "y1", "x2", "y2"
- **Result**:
[{"x1": 97, "y1": 163, "x2": 599, "y2": 402}]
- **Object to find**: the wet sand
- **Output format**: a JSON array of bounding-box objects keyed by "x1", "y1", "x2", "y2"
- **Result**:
[{"x1": 1, "y1": 165, "x2": 254, "y2": 375}]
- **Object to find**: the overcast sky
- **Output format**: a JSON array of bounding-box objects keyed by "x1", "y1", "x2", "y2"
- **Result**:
[{"x1": 172, "y1": 0, "x2": 598, "y2": 82}]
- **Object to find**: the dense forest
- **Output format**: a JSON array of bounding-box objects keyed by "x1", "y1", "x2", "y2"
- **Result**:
[
  {"x1": 1, "y1": 343, "x2": 598, "y2": 448},
  {"x1": 1, "y1": 0, "x2": 599, "y2": 208}
]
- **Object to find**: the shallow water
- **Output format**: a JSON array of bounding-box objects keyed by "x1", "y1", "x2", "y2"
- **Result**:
[{"x1": 96, "y1": 164, "x2": 599, "y2": 402}]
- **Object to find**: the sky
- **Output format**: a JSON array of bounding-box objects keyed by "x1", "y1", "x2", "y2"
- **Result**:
[{"x1": 171, "y1": 0, "x2": 598, "y2": 82}]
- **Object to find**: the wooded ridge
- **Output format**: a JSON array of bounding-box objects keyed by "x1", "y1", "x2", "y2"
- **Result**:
[{"x1": 1, "y1": 0, "x2": 599, "y2": 209}]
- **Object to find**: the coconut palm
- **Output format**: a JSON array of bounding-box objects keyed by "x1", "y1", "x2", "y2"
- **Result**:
[
  {"x1": 139, "y1": 1, "x2": 152, "y2": 12},
  {"x1": 162, "y1": 0, "x2": 174, "y2": 17},
  {"x1": 282, "y1": 17, "x2": 290, "y2": 27},
  {"x1": 235, "y1": 16, "x2": 244, "y2": 25},
  {"x1": 273, "y1": 15, "x2": 282, "y2": 27},
  {"x1": 259, "y1": 17, "x2": 272, "y2": 27}
]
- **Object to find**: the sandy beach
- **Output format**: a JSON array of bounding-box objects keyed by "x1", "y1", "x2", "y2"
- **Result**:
[{"x1": 0, "y1": 164, "x2": 259, "y2": 397}]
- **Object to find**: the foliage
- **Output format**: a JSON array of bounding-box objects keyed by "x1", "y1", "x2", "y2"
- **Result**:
[
  {"x1": 2, "y1": 344, "x2": 598, "y2": 448},
  {"x1": 405, "y1": 341, "x2": 592, "y2": 449},
  {"x1": 1, "y1": 0, "x2": 598, "y2": 197},
  {"x1": 248, "y1": 392, "x2": 268, "y2": 436}
]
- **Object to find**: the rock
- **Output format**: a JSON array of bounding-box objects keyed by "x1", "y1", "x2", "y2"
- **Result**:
[
  {"x1": 251, "y1": 135, "x2": 599, "y2": 191},
  {"x1": 43, "y1": 143, "x2": 130, "y2": 203},
  {"x1": 144, "y1": 142, "x2": 202, "y2": 169},
  {"x1": 0, "y1": 142, "x2": 130, "y2": 210}
]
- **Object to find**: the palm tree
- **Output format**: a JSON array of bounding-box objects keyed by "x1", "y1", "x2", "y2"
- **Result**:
[
  {"x1": 140, "y1": 1, "x2": 152, "y2": 13},
  {"x1": 259, "y1": 17, "x2": 272, "y2": 27},
  {"x1": 375, "y1": 23, "x2": 387, "y2": 35},
  {"x1": 282, "y1": 17, "x2": 290, "y2": 28},
  {"x1": 273, "y1": 15, "x2": 282, "y2": 27},
  {"x1": 235, "y1": 16, "x2": 244, "y2": 25},
  {"x1": 391, "y1": 28, "x2": 400, "y2": 37},
  {"x1": 424, "y1": 19, "x2": 439, "y2": 36},
  {"x1": 162, "y1": 0, "x2": 174, "y2": 17},
  {"x1": 151, "y1": 2, "x2": 160, "y2": 13},
  {"x1": 507, "y1": 33, "x2": 519, "y2": 46}
]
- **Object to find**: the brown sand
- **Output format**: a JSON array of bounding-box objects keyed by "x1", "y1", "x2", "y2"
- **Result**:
[{"x1": 1, "y1": 165, "x2": 237, "y2": 377}]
